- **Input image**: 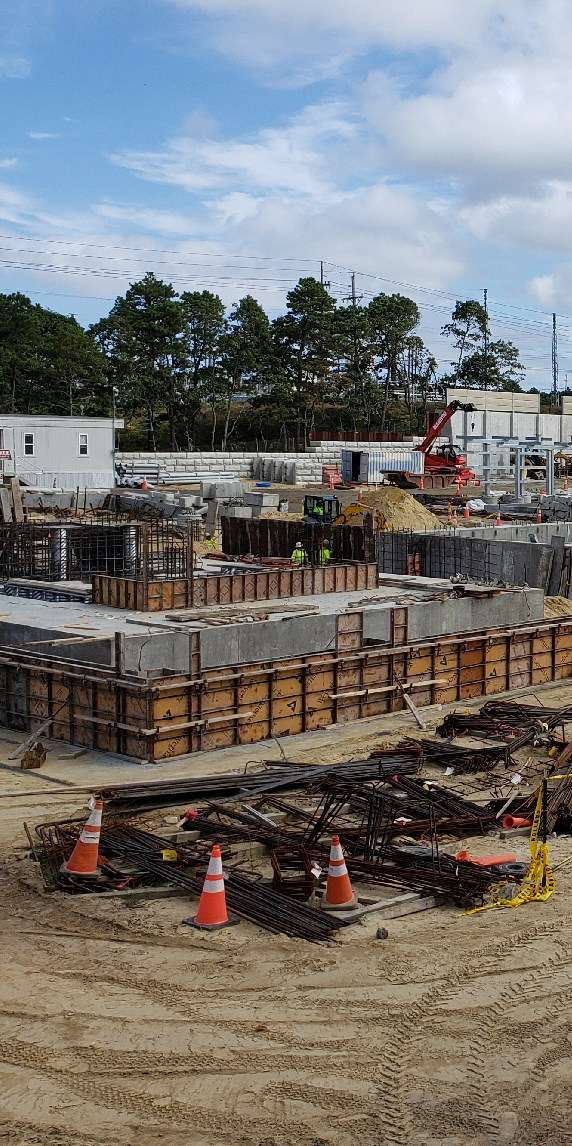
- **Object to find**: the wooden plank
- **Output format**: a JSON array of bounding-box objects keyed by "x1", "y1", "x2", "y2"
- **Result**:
[
  {"x1": 0, "y1": 486, "x2": 12, "y2": 523},
  {"x1": 10, "y1": 478, "x2": 23, "y2": 523}
]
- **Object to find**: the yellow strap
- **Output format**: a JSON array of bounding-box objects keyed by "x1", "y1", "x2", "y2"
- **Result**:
[{"x1": 459, "y1": 786, "x2": 554, "y2": 915}]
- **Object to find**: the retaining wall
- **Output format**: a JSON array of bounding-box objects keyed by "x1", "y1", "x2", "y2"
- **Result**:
[{"x1": 0, "y1": 600, "x2": 560, "y2": 758}]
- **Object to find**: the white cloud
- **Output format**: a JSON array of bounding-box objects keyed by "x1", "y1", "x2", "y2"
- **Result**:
[
  {"x1": 0, "y1": 159, "x2": 17, "y2": 169},
  {"x1": 462, "y1": 183, "x2": 572, "y2": 256},
  {"x1": 28, "y1": 131, "x2": 59, "y2": 140},
  {"x1": 112, "y1": 101, "x2": 358, "y2": 201},
  {"x1": 165, "y1": 0, "x2": 497, "y2": 72},
  {"x1": 0, "y1": 55, "x2": 30, "y2": 79}
]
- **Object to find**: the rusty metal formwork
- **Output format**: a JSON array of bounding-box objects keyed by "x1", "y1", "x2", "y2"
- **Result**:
[
  {"x1": 92, "y1": 561, "x2": 378, "y2": 611},
  {"x1": 0, "y1": 615, "x2": 571, "y2": 761},
  {"x1": 221, "y1": 517, "x2": 377, "y2": 564}
]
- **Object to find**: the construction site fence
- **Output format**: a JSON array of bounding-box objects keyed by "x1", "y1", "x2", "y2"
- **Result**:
[
  {"x1": 92, "y1": 561, "x2": 378, "y2": 611},
  {"x1": 1, "y1": 614, "x2": 572, "y2": 759},
  {"x1": 221, "y1": 516, "x2": 377, "y2": 564}
]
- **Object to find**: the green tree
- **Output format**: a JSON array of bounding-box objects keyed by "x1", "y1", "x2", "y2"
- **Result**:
[
  {"x1": 457, "y1": 341, "x2": 525, "y2": 391},
  {"x1": 178, "y1": 290, "x2": 226, "y2": 450},
  {"x1": 272, "y1": 277, "x2": 336, "y2": 447},
  {"x1": 441, "y1": 300, "x2": 486, "y2": 381},
  {"x1": 332, "y1": 304, "x2": 379, "y2": 431},
  {"x1": 92, "y1": 273, "x2": 185, "y2": 450},
  {"x1": 368, "y1": 293, "x2": 420, "y2": 430},
  {"x1": 217, "y1": 295, "x2": 275, "y2": 450},
  {"x1": 0, "y1": 293, "x2": 43, "y2": 412},
  {"x1": 37, "y1": 312, "x2": 107, "y2": 415}
]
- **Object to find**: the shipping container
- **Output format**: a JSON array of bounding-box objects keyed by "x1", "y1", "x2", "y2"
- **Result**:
[{"x1": 341, "y1": 448, "x2": 425, "y2": 483}]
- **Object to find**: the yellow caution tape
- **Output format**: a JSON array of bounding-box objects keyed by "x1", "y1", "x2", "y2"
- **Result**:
[{"x1": 460, "y1": 787, "x2": 555, "y2": 915}]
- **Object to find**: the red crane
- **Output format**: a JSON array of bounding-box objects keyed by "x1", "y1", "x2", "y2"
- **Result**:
[{"x1": 415, "y1": 400, "x2": 477, "y2": 487}]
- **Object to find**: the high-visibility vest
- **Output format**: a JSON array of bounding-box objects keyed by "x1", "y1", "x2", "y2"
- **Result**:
[
  {"x1": 318, "y1": 546, "x2": 331, "y2": 565},
  {"x1": 292, "y1": 546, "x2": 307, "y2": 565}
]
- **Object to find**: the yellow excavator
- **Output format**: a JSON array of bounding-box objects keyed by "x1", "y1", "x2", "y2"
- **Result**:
[{"x1": 303, "y1": 494, "x2": 390, "y2": 530}]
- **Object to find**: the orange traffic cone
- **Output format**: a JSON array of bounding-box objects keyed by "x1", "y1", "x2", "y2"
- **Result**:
[
  {"x1": 358, "y1": 488, "x2": 362, "y2": 501},
  {"x1": 564, "y1": 477, "x2": 568, "y2": 491},
  {"x1": 182, "y1": 845, "x2": 238, "y2": 930},
  {"x1": 456, "y1": 481, "x2": 461, "y2": 496},
  {"x1": 463, "y1": 502, "x2": 470, "y2": 518},
  {"x1": 536, "y1": 505, "x2": 542, "y2": 523},
  {"x1": 447, "y1": 501, "x2": 452, "y2": 523},
  {"x1": 329, "y1": 475, "x2": 334, "y2": 490},
  {"x1": 141, "y1": 476, "x2": 148, "y2": 490},
  {"x1": 452, "y1": 508, "x2": 457, "y2": 524},
  {"x1": 320, "y1": 835, "x2": 358, "y2": 910},
  {"x1": 61, "y1": 799, "x2": 103, "y2": 878},
  {"x1": 419, "y1": 477, "x2": 424, "y2": 489},
  {"x1": 495, "y1": 510, "x2": 501, "y2": 526}
]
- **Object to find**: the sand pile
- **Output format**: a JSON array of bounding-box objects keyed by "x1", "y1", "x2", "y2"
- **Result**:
[
  {"x1": 259, "y1": 509, "x2": 303, "y2": 521},
  {"x1": 360, "y1": 486, "x2": 443, "y2": 531},
  {"x1": 544, "y1": 595, "x2": 572, "y2": 618}
]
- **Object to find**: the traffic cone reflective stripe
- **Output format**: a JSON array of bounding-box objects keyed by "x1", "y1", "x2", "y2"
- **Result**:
[
  {"x1": 321, "y1": 835, "x2": 357, "y2": 910},
  {"x1": 63, "y1": 799, "x2": 102, "y2": 876}
]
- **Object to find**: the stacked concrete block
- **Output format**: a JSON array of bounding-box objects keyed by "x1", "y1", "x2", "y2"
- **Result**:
[
  {"x1": 243, "y1": 491, "x2": 280, "y2": 516},
  {"x1": 540, "y1": 496, "x2": 572, "y2": 522},
  {"x1": 200, "y1": 480, "x2": 245, "y2": 500}
]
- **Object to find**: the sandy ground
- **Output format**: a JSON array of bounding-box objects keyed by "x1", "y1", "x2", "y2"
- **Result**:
[{"x1": 2, "y1": 689, "x2": 572, "y2": 1146}]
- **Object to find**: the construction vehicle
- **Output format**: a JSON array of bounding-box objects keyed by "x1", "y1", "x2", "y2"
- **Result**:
[
  {"x1": 402, "y1": 400, "x2": 477, "y2": 488},
  {"x1": 303, "y1": 493, "x2": 390, "y2": 531},
  {"x1": 303, "y1": 494, "x2": 341, "y2": 524},
  {"x1": 342, "y1": 401, "x2": 477, "y2": 489}
]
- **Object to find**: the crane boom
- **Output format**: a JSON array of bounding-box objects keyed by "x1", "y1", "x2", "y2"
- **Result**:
[{"x1": 417, "y1": 400, "x2": 477, "y2": 455}]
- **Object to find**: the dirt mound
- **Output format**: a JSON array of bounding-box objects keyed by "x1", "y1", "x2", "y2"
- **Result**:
[
  {"x1": 544, "y1": 595, "x2": 572, "y2": 618},
  {"x1": 360, "y1": 486, "x2": 443, "y2": 531},
  {"x1": 259, "y1": 510, "x2": 303, "y2": 521}
]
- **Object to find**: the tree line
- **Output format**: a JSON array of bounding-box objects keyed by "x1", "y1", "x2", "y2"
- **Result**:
[{"x1": 0, "y1": 274, "x2": 530, "y2": 450}]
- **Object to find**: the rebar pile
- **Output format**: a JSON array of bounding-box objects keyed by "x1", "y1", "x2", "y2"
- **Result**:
[
  {"x1": 100, "y1": 752, "x2": 422, "y2": 813},
  {"x1": 397, "y1": 737, "x2": 512, "y2": 775},
  {"x1": 437, "y1": 700, "x2": 572, "y2": 750}
]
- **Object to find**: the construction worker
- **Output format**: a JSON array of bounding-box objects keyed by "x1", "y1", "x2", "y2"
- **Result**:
[
  {"x1": 291, "y1": 540, "x2": 307, "y2": 566},
  {"x1": 317, "y1": 541, "x2": 331, "y2": 566}
]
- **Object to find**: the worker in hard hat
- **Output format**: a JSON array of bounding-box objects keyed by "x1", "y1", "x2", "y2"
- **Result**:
[
  {"x1": 291, "y1": 540, "x2": 307, "y2": 566},
  {"x1": 317, "y1": 541, "x2": 331, "y2": 565}
]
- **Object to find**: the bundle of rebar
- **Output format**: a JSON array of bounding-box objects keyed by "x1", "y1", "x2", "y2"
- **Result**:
[
  {"x1": 437, "y1": 700, "x2": 572, "y2": 749},
  {"x1": 100, "y1": 753, "x2": 422, "y2": 813},
  {"x1": 398, "y1": 737, "x2": 512, "y2": 774},
  {"x1": 96, "y1": 824, "x2": 341, "y2": 941}
]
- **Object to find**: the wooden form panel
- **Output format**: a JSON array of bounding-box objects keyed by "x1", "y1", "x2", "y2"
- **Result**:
[
  {"x1": 92, "y1": 563, "x2": 378, "y2": 612},
  {"x1": 6, "y1": 616, "x2": 572, "y2": 761}
]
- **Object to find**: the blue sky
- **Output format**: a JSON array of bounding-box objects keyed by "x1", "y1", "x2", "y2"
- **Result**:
[{"x1": 3, "y1": 0, "x2": 572, "y2": 388}]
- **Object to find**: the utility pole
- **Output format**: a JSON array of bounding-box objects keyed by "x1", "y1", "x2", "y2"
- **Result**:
[
  {"x1": 552, "y1": 312, "x2": 559, "y2": 405},
  {"x1": 351, "y1": 273, "x2": 357, "y2": 306},
  {"x1": 483, "y1": 288, "x2": 488, "y2": 391},
  {"x1": 320, "y1": 261, "x2": 331, "y2": 290}
]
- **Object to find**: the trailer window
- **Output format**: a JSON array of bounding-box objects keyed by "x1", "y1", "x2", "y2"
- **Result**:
[
  {"x1": 24, "y1": 433, "x2": 34, "y2": 456},
  {"x1": 78, "y1": 433, "x2": 88, "y2": 456}
]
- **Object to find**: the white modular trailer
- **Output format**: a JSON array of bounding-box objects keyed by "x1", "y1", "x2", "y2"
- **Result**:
[
  {"x1": 0, "y1": 415, "x2": 124, "y2": 489},
  {"x1": 342, "y1": 448, "x2": 425, "y2": 484}
]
